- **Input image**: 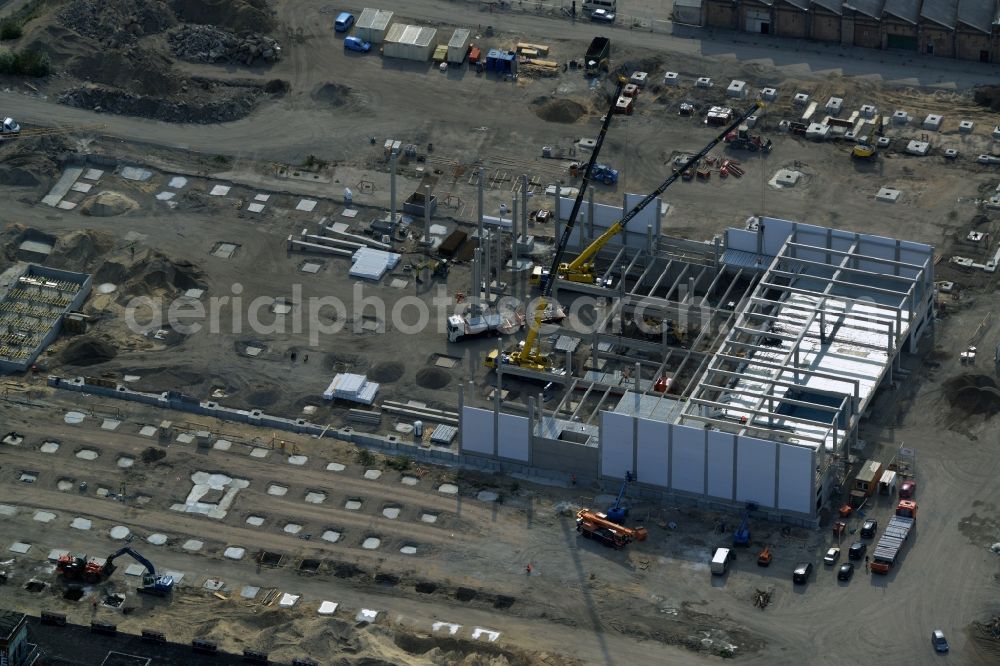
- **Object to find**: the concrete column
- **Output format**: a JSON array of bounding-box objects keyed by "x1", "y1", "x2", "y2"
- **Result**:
[
  {"x1": 483, "y1": 232, "x2": 491, "y2": 302},
  {"x1": 587, "y1": 188, "x2": 595, "y2": 241},
  {"x1": 497, "y1": 225, "x2": 503, "y2": 296},
  {"x1": 511, "y1": 195, "x2": 518, "y2": 300},
  {"x1": 478, "y1": 168, "x2": 485, "y2": 238},
  {"x1": 647, "y1": 223, "x2": 653, "y2": 253},
  {"x1": 493, "y1": 337, "x2": 503, "y2": 458},
  {"x1": 390, "y1": 154, "x2": 398, "y2": 224},
  {"x1": 472, "y1": 247, "x2": 482, "y2": 311},
  {"x1": 521, "y1": 174, "x2": 529, "y2": 237},
  {"x1": 527, "y1": 395, "x2": 536, "y2": 466},
  {"x1": 424, "y1": 184, "x2": 431, "y2": 232}
]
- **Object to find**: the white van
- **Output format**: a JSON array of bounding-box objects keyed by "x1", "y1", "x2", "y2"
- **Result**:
[
  {"x1": 583, "y1": 0, "x2": 617, "y2": 14},
  {"x1": 711, "y1": 547, "x2": 734, "y2": 575}
]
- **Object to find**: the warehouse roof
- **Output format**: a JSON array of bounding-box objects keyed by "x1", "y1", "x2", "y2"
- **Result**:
[
  {"x1": 356, "y1": 8, "x2": 394, "y2": 31},
  {"x1": 844, "y1": 0, "x2": 885, "y2": 18},
  {"x1": 781, "y1": 0, "x2": 812, "y2": 10},
  {"x1": 811, "y1": 0, "x2": 845, "y2": 15},
  {"x1": 883, "y1": 0, "x2": 921, "y2": 23},
  {"x1": 920, "y1": 0, "x2": 958, "y2": 28},
  {"x1": 957, "y1": 0, "x2": 995, "y2": 32},
  {"x1": 448, "y1": 28, "x2": 471, "y2": 49},
  {"x1": 385, "y1": 24, "x2": 437, "y2": 47}
]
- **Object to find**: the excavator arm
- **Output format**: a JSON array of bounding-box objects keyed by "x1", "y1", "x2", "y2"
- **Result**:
[
  {"x1": 107, "y1": 546, "x2": 157, "y2": 576},
  {"x1": 560, "y1": 101, "x2": 764, "y2": 284}
]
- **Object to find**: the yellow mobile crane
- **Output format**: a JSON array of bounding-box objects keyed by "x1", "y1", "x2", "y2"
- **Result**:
[
  {"x1": 538, "y1": 101, "x2": 764, "y2": 287},
  {"x1": 485, "y1": 71, "x2": 628, "y2": 371},
  {"x1": 494, "y1": 101, "x2": 763, "y2": 371}
]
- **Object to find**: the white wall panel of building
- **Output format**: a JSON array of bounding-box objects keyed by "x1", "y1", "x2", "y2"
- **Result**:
[
  {"x1": 735, "y1": 436, "x2": 777, "y2": 507},
  {"x1": 600, "y1": 411, "x2": 634, "y2": 478},
  {"x1": 706, "y1": 431, "x2": 735, "y2": 500},
  {"x1": 635, "y1": 418, "x2": 669, "y2": 486},
  {"x1": 461, "y1": 406, "x2": 494, "y2": 455},
  {"x1": 777, "y1": 443, "x2": 814, "y2": 513},
  {"x1": 498, "y1": 413, "x2": 530, "y2": 462},
  {"x1": 557, "y1": 195, "x2": 662, "y2": 250},
  {"x1": 670, "y1": 424, "x2": 705, "y2": 494}
]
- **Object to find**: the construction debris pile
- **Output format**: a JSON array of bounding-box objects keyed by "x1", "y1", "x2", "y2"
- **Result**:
[
  {"x1": 976, "y1": 616, "x2": 1000, "y2": 640},
  {"x1": 753, "y1": 589, "x2": 772, "y2": 610},
  {"x1": 58, "y1": 0, "x2": 177, "y2": 44},
  {"x1": 169, "y1": 25, "x2": 281, "y2": 65}
]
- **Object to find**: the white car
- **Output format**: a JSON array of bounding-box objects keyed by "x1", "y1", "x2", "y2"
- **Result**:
[
  {"x1": 591, "y1": 8, "x2": 616, "y2": 22},
  {"x1": 823, "y1": 546, "x2": 840, "y2": 565},
  {"x1": 1, "y1": 117, "x2": 20, "y2": 134}
]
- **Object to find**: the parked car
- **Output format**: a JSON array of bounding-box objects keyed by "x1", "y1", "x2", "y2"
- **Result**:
[
  {"x1": 591, "y1": 8, "x2": 616, "y2": 22},
  {"x1": 931, "y1": 629, "x2": 949, "y2": 653},
  {"x1": 334, "y1": 12, "x2": 355, "y2": 32},
  {"x1": 900, "y1": 479, "x2": 916, "y2": 498},
  {"x1": 344, "y1": 36, "x2": 371, "y2": 53},
  {"x1": 823, "y1": 547, "x2": 840, "y2": 565},
  {"x1": 792, "y1": 562, "x2": 813, "y2": 584},
  {"x1": 837, "y1": 562, "x2": 855, "y2": 581},
  {"x1": 848, "y1": 541, "x2": 867, "y2": 560},
  {"x1": 860, "y1": 518, "x2": 878, "y2": 538},
  {"x1": 1, "y1": 117, "x2": 20, "y2": 134}
]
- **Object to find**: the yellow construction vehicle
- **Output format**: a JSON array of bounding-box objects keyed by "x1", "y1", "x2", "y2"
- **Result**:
[
  {"x1": 851, "y1": 143, "x2": 877, "y2": 161},
  {"x1": 534, "y1": 101, "x2": 765, "y2": 288},
  {"x1": 488, "y1": 71, "x2": 628, "y2": 371}
]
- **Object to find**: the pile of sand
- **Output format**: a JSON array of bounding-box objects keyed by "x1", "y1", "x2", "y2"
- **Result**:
[
  {"x1": 311, "y1": 82, "x2": 353, "y2": 108},
  {"x1": 81, "y1": 191, "x2": 139, "y2": 217},
  {"x1": 945, "y1": 374, "x2": 1000, "y2": 417},
  {"x1": 533, "y1": 98, "x2": 587, "y2": 124},
  {"x1": 60, "y1": 337, "x2": 118, "y2": 366}
]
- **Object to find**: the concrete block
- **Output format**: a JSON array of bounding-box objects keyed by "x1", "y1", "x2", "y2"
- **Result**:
[
  {"x1": 825, "y1": 97, "x2": 843, "y2": 115},
  {"x1": 906, "y1": 140, "x2": 931, "y2": 156},
  {"x1": 892, "y1": 110, "x2": 909, "y2": 124},
  {"x1": 876, "y1": 187, "x2": 901, "y2": 203},
  {"x1": 629, "y1": 71, "x2": 648, "y2": 87},
  {"x1": 695, "y1": 76, "x2": 712, "y2": 88},
  {"x1": 876, "y1": 137, "x2": 891, "y2": 148},
  {"x1": 994, "y1": 125, "x2": 1000, "y2": 139},
  {"x1": 761, "y1": 87, "x2": 777, "y2": 101},
  {"x1": 727, "y1": 80, "x2": 747, "y2": 98},
  {"x1": 959, "y1": 120, "x2": 974, "y2": 133},
  {"x1": 859, "y1": 104, "x2": 877, "y2": 119},
  {"x1": 793, "y1": 92, "x2": 809, "y2": 106},
  {"x1": 922, "y1": 114, "x2": 943, "y2": 131},
  {"x1": 662, "y1": 71, "x2": 678, "y2": 86},
  {"x1": 987, "y1": 194, "x2": 1000, "y2": 210},
  {"x1": 944, "y1": 148, "x2": 958, "y2": 159}
]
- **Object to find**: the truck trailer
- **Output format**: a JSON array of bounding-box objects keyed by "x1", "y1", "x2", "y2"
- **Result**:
[
  {"x1": 584, "y1": 37, "x2": 609, "y2": 76},
  {"x1": 870, "y1": 500, "x2": 917, "y2": 575}
]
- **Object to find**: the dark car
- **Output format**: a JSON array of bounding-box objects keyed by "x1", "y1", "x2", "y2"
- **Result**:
[
  {"x1": 837, "y1": 562, "x2": 855, "y2": 581},
  {"x1": 931, "y1": 629, "x2": 949, "y2": 653},
  {"x1": 848, "y1": 541, "x2": 867, "y2": 560},
  {"x1": 792, "y1": 562, "x2": 813, "y2": 584},
  {"x1": 860, "y1": 519, "x2": 878, "y2": 539}
]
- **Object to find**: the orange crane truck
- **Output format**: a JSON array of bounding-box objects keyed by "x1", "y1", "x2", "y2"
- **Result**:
[{"x1": 576, "y1": 508, "x2": 647, "y2": 549}]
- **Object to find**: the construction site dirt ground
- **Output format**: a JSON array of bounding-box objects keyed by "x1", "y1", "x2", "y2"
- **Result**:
[{"x1": 0, "y1": 0, "x2": 999, "y2": 664}]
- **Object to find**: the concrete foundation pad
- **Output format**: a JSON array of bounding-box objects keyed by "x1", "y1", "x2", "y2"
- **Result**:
[
  {"x1": 401, "y1": 476, "x2": 418, "y2": 486},
  {"x1": 182, "y1": 539, "x2": 204, "y2": 552},
  {"x1": 284, "y1": 523, "x2": 303, "y2": 535},
  {"x1": 296, "y1": 199, "x2": 317, "y2": 212},
  {"x1": 876, "y1": 187, "x2": 901, "y2": 203},
  {"x1": 124, "y1": 563, "x2": 146, "y2": 577},
  {"x1": 139, "y1": 425, "x2": 157, "y2": 437},
  {"x1": 321, "y1": 530, "x2": 341, "y2": 543},
  {"x1": 250, "y1": 448, "x2": 269, "y2": 458},
  {"x1": 247, "y1": 203, "x2": 265, "y2": 213},
  {"x1": 305, "y1": 492, "x2": 326, "y2": 504},
  {"x1": 476, "y1": 491, "x2": 499, "y2": 502},
  {"x1": 363, "y1": 469, "x2": 382, "y2": 480},
  {"x1": 344, "y1": 500, "x2": 362, "y2": 511},
  {"x1": 163, "y1": 571, "x2": 184, "y2": 586},
  {"x1": 47, "y1": 548, "x2": 70, "y2": 562},
  {"x1": 75, "y1": 449, "x2": 98, "y2": 460},
  {"x1": 326, "y1": 462, "x2": 346, "y2": 472},
  {"x1": 147, "y1": 533, "x2": 168, "y2": 546},
  {"x1": 63, "y1": 411, "x2": 85, "y2": 425},
  {"x1": 209, "y1": 185, "x2": 231, "y2": 196},
  {"x1": 279, "y1": 593, "x2": 300, "y2": 607},
  {"x1": 241, "y1": 585, "x2": 260, "y2": 599},
  {"x1": 356, "y1": 609, "x2": 379, "y2": 623},
  {"x1": 362, "y1": 537, "x2": 381, "y2": 550},
  {"x1": 33, "y1": 511, "x2": 56, "y2": 523},
  {"x1": 432, "y1": 622, "x2": 462, "y2": 635},
  {"x1": 40, "y1": 442, "x2": 59, "y2": 453},
  {"x1": 288, "y1": 455, "x2": 308, "y2": 466},
  {"x1": 117, "y1": 456, "x2": 134, "y2": 468},
  {"x1": 420, "y1": 513, "x2": 438, "y2": 524},
  {"x1": 382, "y1": 507, "x2": 400, "y2": 519},
  {"x1": 176, "y1": 433, "x2": 195, "y2": 444},
  {"x1": 213, "y1": 439, "x2": 232, "y2": 451},
  {"x1": 438, "y1": 483, "x2": 459, "y2": 495},
  {"x1": 472, "y1": 628, "x2": 501, "y2": 642},
  {"x1": 168, "y1": 176, "x2": 188, "y2": 189},
  {"x1": 0, "y1": 505, "x2": 16, "y2": 516},
  {"x1": 267, "y1": 484, "x2": 288, "y2": 497},
  {"x1": 246, "y1": 515, "x2": 265, "y2": 527},
  {"x1": 83, "y1": 168, "x2": 104, "y2": 181},
  {"x1": 318, "y1": 601, "x2": 339, "y2": 615},
  {"x1": 109, "y1": 526, "x2": 131, "y2": 540},
  {"x1": 9, "y1": 542, "x2": 31, "y2": 554},
  {"x1": 224, "y1": 547, "x2": 245, "y2": 560},
  {"x1": 400, "y1": 546, "x2": 417, "y2": 555},
  {"x1": 70, "y1": 518, "x2": 92, "y2": 530},
  {"x1": 203, "y1": 578, "x2": 225, "y2": 591},
  {"x1": 101, "y1": 419, "x2": 121, "y2": 431}
]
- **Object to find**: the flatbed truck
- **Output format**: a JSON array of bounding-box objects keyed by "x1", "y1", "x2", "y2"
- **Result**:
[{"x1": 870, "y1": 500, "x2": 916, "y2": 575}]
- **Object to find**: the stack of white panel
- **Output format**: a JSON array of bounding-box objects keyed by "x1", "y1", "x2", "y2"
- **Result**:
[
  {"x1": 323, "y1": 373, "x2": 380, "y2": 404},
  {"x1": 350, "y1": 248, "x2": 401, "y2": 281}
]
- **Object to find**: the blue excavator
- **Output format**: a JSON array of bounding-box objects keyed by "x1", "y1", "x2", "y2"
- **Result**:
[
  {"x1": 606, "y1": 471, "x2": 633, "y2": 524},
  {"x1": 57, "y1": 546, "x2": 174, "y2": 596}
]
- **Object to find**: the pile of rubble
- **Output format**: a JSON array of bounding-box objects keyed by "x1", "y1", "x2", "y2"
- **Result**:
[
  {"x1": 977, "y1": 616, "x2": 1000, "y2": 640},
  {"x1": 59, "y1": 0, "x2": 177, "y2": 44},
  {"x1": 169, "y1": 24, "x2": 280, "y2": 65},
  {"x1": 752, "y1": 589, "x2": 771, "y2": 610},
  {"x1": 58, "y1": 84, "x2": 261, "y2": 124}
]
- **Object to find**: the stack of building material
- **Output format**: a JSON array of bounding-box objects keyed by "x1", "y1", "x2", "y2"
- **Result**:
[
  {"x1": 324, "y1": 373, "x2": 380, "y2": 404},
  {"x1": 350, "y1": 247, "x2": 401, "y2": 281}
]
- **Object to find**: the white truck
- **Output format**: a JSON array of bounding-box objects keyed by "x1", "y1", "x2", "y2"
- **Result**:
[
  {"x1": 711, "y1": 547, "x2": 733, "y2": 575},
  {"x1": 1, "y1": 117, "x2": 21, "y2": 135},
  {"x1": 447, "y1": 313, "x2": 518, "y2": 343}
]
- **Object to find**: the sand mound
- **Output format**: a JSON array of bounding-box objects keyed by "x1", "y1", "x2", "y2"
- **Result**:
[
  {"x1": 369, "y1": 362, "x2": 405, "y2": 383},
  {"x1": 48, "y1": 229, "x2": 116, "y2": 271},
  {"x1": 61, "y1": 337, "x2": 118, "y2": 366},
  {"x1": 534, "y1": 98, "x2": 587, "y2": 124},
  {"x1": 945, "y1": 374, "x2": 1000, "y2": 417},
  {"x1": 311, "y1": 82, "x2": 352, "y2": 107},
  {"x1": 81, "y1": 191, "x2": 139, "y2": 217},
  {"x1": 123, "y1": 254, "x2": 204, "y2": 297},
  {"x1": 415, "y1": 367, "x2": 451, "y2": 390}
]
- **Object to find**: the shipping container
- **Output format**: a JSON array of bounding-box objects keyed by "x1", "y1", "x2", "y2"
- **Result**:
[
  {"x1": 356, "y1": 8, "x2": 395, "y2": 44},
  {"x1": 447, "y1": 28, "x2": 471, "y2": 64},
  {"x1": 383, "y1": 24, "x2": 438, "y2": 62}
]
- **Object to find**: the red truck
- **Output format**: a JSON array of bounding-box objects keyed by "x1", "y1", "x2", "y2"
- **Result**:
[{"x1": 870, "y1": 500, "x2": 917, "y2": 575}]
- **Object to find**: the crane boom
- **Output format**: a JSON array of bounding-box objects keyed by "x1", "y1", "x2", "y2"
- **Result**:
[{"x1": 563, "y1": 102, "x2": 764, "y2": 278}]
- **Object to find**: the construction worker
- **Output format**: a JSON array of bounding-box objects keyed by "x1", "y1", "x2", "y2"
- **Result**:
[
  {"x1": 865, "y1": 555, "x2": 870, "y2": 573},
  {"x1": 525, "y1": 564, "x2": 533, "y2": 576}
]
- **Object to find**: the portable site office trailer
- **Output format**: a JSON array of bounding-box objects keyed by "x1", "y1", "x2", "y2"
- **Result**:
[
  {"x1": 383, "y1": 24, "x2": 438, "y2": 61},
  {"x1": 356, "y1": 8, "x2": 395, "y2": 44},
  {"x1": 447, "y1": 28, "x2": 471, "y2": 64}
]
